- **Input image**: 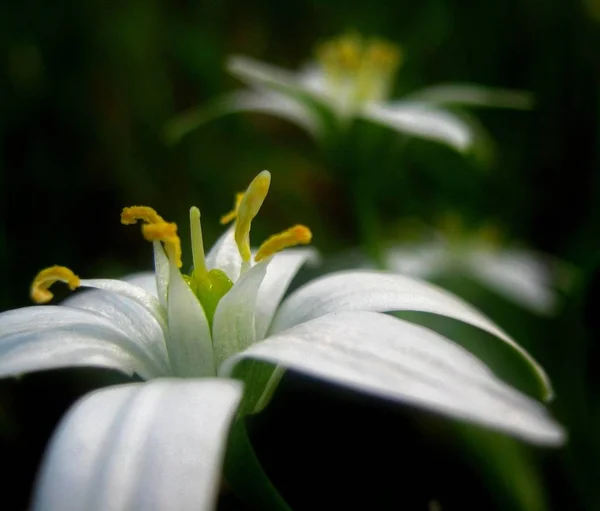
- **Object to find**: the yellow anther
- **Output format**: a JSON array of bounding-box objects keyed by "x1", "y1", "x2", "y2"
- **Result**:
[
  {"x1": 30, "y1": 265, "x2": 80, "y2": 304},
  {"x1": 220, "y1": 192, "x2": 245, "y2": 225},
  {"x1": 255, "y1": 225, "x2": 313, "y2": 262},
  {"x1": 142, "y1": 222, "x2": 183, "y2": 268},
  {"x1": 121, "y1": 206, "x2": 165, "y2": 226},
  {"x1": 121, "y1": 205, "x2": 182, "y2": 268},
  {"x1": 365, "y1": 40, "x2": 402, "y2": 72},
  {"x1": 235, "y1": 171, "x2": 271, "y2": 262}
]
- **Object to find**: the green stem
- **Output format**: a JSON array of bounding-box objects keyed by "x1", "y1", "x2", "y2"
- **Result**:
[{"x1": 223, "y1": 418, "x2": 293, "y2": 511}]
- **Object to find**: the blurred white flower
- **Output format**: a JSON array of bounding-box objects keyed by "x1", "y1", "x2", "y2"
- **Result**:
[
  {"x1": 385, "y1": 216, "x2": 571, "y2": 315},
  {"x1": 166, "y1": 32, "x2": 533, "y2": 154},
  {"x1": 0, "y1": 173, "x2": 563, "y2": 511}
]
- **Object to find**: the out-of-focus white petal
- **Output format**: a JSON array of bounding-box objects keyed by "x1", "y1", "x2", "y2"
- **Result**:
[
  {"x1": 405, "y1": 84, "x2": 534, "y2": 110},
  {"x1": 271, "y1": 270, "x2": 553, "y2": 400},
  {"x1": 384, "y1": 243, "x2": 448, "y2": 280},
  {"x1": 205, "y1": 226, "x2": 242, "y2": 283},
  {"x1": 0, "y1": 306, "x2": 165, "y2": 378},
  {"x1": 362, "y1": 102, "x2": 474, "y2": 151},
  {"x1": 466, "y1": 249, "x2": 557, "y2": 314},
  {"x1": 227, "y1": 55, "x2": 313, "y2": 99},
  {"x1": 166, "y1": 264, "x2": 215, "y2": 378},
  {"x1": 255, "y1": 248, "x2": 318, "y2": 339},
  {"x1": 222, "y1": 312, "x2": 564, "y2": 446},
  {"x1": 212, "y1": 261, "x2": 269, "y2": 367},
  {"x1": 32, "y1": 379, "x2": 243, "y2": 511},
  {"x1": 165, "y1": 89, "x2": 324, "y2": 143}
]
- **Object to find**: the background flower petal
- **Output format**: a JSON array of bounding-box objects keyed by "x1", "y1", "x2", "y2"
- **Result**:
[
  {"x1": 32, "y1": 378, "x2": 243, "y2": 511},
  {"x1": 404, "y1": 83, "x2": 534, "y2": 109},
  {"x1": 205, "y1": 226, "x2": 243, "y2": 283},
  {"x1": 362, "y1": 102, "x2": 475, "y2": 151}
]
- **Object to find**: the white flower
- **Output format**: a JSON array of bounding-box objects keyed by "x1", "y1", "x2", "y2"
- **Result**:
[
  {"x1": 166, "y1": 32, "x2": 533, "y2": 153},
  {"x1": 1, "y1": 171, "x2": 563, "y2": 511},
  {"x1": 384, "y1": 217, "x2": 572, "y2": 315}
]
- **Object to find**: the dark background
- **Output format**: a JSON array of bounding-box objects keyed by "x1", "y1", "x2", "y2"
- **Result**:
[{"x1": 1, "y1": 0, "x2": 599, "y2": 509}]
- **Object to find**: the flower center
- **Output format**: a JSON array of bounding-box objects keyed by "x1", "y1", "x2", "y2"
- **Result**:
[
  {"x1": 315, "y1": 32, "x2": 402, "y2": 110},
  {"x1": 30, "y1": 172, "x2": 313, "y2": 326}
]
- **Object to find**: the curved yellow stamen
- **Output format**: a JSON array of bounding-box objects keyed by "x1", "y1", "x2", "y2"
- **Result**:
[
  {"x1": 142, "y1": 222, "x2": 182, "y2": 268},
  {"x1": 235, "y1": 171, "x2": 271, "y2": 262},
  {"x1": 255, "y1": 225, "x2": 313, "y2": 262},
  {"x1": 220, "y1": 192, "x2": 245, "y2": 225},
  {"x1": 30, "y1": 265, "x2": 80, "y2": 304},
  {"x1": 121, "y1": 205, "x2": 182, "y2": 268},
  {"x1": 121, "y1": 206, "x2": 165, "y2": 225}
]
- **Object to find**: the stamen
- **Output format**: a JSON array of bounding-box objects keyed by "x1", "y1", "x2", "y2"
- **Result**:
[
  {"x1": 31, "y1": 265, "x2": 80, "y2": 304},
  {"x1": 235, "y1": 171, "x2": 271, "y2": 262},
  {"x1": 255, "y1": 225, "x2": 313, "y2": 262},
  {"x1": 190, "y1": 206, "x2": 208, "y2": 277},
  {"x1": 220, "y1": 192, "x2": 245, "y2": 225},
  {"x1": 121, "y1": 206, "x2": 165, "y2": 225},
  {"x1": 122, "y1": 205, "x2": 182, "y2": 268},
  {"x1": 142, "y1": 222, "x2": 182, "y2": 268}
]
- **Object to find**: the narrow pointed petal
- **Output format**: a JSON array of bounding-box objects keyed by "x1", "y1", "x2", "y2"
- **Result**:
[
  {"x1": 255, "y1": 248, "x2": 318, "y2": 339},
  {"x1": 64, "y1": 285, "x2": 169, "y2": 375},
  {"x1": 32, "y1": 379, "x2": 243, "y2": 511},
  {"x1": 405, "y1": 84, "x2": 534, "y2": 109},
  {"x1": 271, "y1": 270, "x2": 553, "y2": 400},
  {"x1": 123, "y1": 272, "x2": 159, "y2": 297},
  {"x1": 153, "y1": 241, "x2": 169, "y2": 308},
  {"x1": 0, "y1": 306, "x2": 165, "y2": 378},
  {"x1": 227, "y1": 55, "x2": 321, "y2": 103},
  {"x1": 212, "y1": 261, "x2": 269, "y2": 367},
  {"x1": 165, "y1": 90, "x2": 323, "y2": 143},
  {"x1": 78, "y1": 278, "x2": 167, "y2": 332},
  {"x1": 384, "y1": 243, "x2": 448, "y2": 280},
  {"x1": 222, "y1": 312, "x2": 564, "y2": 445},
  {"x1": 466, "y1": 249, "x2": 556, "y2": 314},
  {"x1": 362, "y1": 102, "x2": 475, "y2": 152},
  {"x1": 205, "y1": 226, "x2": 243, "y2": 282},
  {"x1": 166, "y1": 264, "x2": 215, "y2": 377}
]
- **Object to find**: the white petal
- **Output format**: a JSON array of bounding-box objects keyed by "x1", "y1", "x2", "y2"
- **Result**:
[
  {"x1": 384, "y1": 242, "x2": 449, "y2": 280},
  {"x1": 227, "y1": 55, "x2": 316, "y2": 101},
  {"x1": 123, "y1": 272, "x2": 158, "y2": 297},
  {"x1": 32, "y1": 378, "x2": 243, "y2": 511},
  {"x1": 362, "y1": 102, "x2": 475, "y2": 151},
  {"x1": 64, "y1": 285, "x2": 169, "y2": 376},
  {"x1": 205, "y1": 226, "x2": 243, "y2": 283},
  {"x1": 164, "y1": 89, "x2": 323, "y2": 143},
  {"x1": 78, "y1": 278, "x2": 167, "y2": 332},
  {"x1": 271, "y1": 270, "x2": 553, "y2": 400},
  {"x1": 255, "y1": 248, "x2": 318, "y2": 339},
  {"x1": 212, "y1": 261, "x2": 269, "y2": 367},
  {"x1": 153, "y1": 241, "x2": 169, "y2": 308},
  {"x1": 405, "y1": 83, "x2": 534, "y2": 109},
  {"x1": 223, "y1": 312, "x2": 564, "y2": 445},
  {"x1": 0, "y1": 306, "x2": 165, "y2": 378},
  {"x1": 466, "y1": 249, "x2": 556, "y2": 314},
  {"x1": 166, "y1": 264, "x2": 215, "y2": 377}
]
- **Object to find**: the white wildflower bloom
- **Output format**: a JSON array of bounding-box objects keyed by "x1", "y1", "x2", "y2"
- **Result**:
[
  {"x1": 0, "y1": 171, "x2": 563, "y2": 511},
  {"x1": 384, "y1": 219, "x2": 570, "y2": 315},
  {"x1": 166, "y1": 32, "x2": 533, "y2": 152}
]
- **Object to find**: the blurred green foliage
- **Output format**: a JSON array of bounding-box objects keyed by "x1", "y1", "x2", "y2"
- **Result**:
[{"x1": 1, "y1": 0, "x2": 599, "y2": 509}]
